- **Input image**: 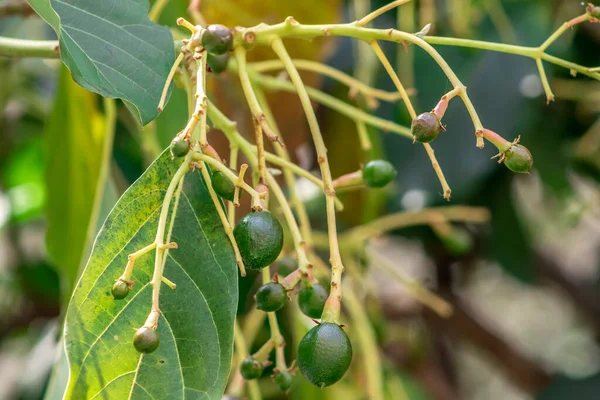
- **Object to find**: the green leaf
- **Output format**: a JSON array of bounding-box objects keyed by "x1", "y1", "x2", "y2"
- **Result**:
[
  {"x1": 64, "y1": 150, "x2": 238, "y2": 400},
  {"x1": 29, "y1": 0, "x2": 175, "y2": 125},
  {"x1": 46, "y1": 66, "x2": 112, "y2": 298}
]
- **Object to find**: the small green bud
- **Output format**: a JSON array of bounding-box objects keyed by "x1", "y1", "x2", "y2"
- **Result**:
[
  {"x1": 503, "y1": 144, "x2": 533, "y2": 173},
  {"x1": 240, "y1": 357, "x2": 263, "y2": 380},
  {"x1": 362, "y1": 160, "x2": 397, "y2": 188},
  {"x1": 111, "y1": 280, "x2": 130, "y2": 300},
  {"x1": 441, "y1": 227, "x2": 473, "y2": 256},
  {"x1": 411, "y1": 112, "x2": 441, "y2": 143},
  {"x1": 133, "y1": 327, "x2": 159, "y2": 354},
  {"x1": 170, "y1": 137, "x2": 189, "y2": 158}
]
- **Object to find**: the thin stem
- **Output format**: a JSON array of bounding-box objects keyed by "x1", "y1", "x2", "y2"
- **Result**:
[
  {"x1": 120, "y1": 242, "x2": 157, "y2": 282},
  {"x1": 191, "y1": 152, "x2": 262, "y2": 206},
  {"x1": 271, "y1": 38, "x2": 345, "y2": 324},
  {"x1": 148, "y1": 0, "x2": 170, "y2": 22},
  {"x1": 234, "y1": 47, "x2": 282, "y2": 145},
  {"x1": 367, "y1": 249, "x2": 453, "y2": 317},
  {"x1": 145, "y1": 161, "x2": 190, "y2": 328},
  {"x1": 195, "y1": 55, "x2": 208, "y2": 147},
  {"x1": 227, "y1": 146, "x2": 239, "y2": 226},
  {"x1": 536, "y1": 58, "x2": 555, "y2": 103},
  {"x1": 0, "y1": 37, "x2": 58, "y2": 58},
  {"x1": 249, "y1": 59, "x2": 406, "y2": 104},
  {"x1": 251, "y1": 72, "x2": 412, "y2": 138},
  {"x1": 356, "y1": 0, "x2": 412, "y2": 26},
  {"x1": 262, "y1": 268, "x2": 287, "y2": 371},
  {"x1": 539, "y1": 12, "x2": 591, "y2": 52},
  {"x1": 158, "y1": 52, "x2": 184, "y2": 112},
  {"x1": 371, "y1": 41, "x2": 451, "y2": 199},
  {"x1": 253, "y1": 85, "x2": 314, "y2": 249},
  {"x1": 343, "y1": 274, "x2": 384, "y2": 400},
  {"x1": 252, "y1": 338, "x2": 275, "y2": 362},
  {"x1": 356, "y1": 121, "x2": 372, "y2": 151},
  {"x1": 199, "y1": 164, "x2": 247, "y2": 276},
  {"x1": 344, "y1": 206, "x2": 490, "y2": 241}
]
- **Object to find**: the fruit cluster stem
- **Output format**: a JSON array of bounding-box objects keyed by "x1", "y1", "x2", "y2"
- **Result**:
[
  {"x1": 270, "y1": 38, "x2": 345, "y2": 324},
  {"x1": 262, "y1": 254, "x2": 287, "y2": 371},
  {"x1": 371, "y1": 41, "x2": 452, "y2": 199}
]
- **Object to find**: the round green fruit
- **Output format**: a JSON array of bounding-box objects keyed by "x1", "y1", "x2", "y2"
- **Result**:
[
  {"x1": 211, "y1": 170, "x2": 235, "y2": 201},
  {"x1": 298, "y1": 283, "x2": 328, "y2": 319},
  {"x1": 274, "y1": 371, "x2": 293, "y2": 391},
  {"x1": 441, "y1": 227, "x2": 473, "y2": 256},
  {"x1": 240, "y1": 357, "x2": 263, "y2": 380},
  {"x1": 297, "y1": 323, "x2": 353, "y2": 388},
  {"x1": 111, "y1": 280, "x2": 129, "y2": 300},
  {"x1": 170, "y1": 137, "x2": 189, "y2": 158},
  {"x1": 207, "y1": 52, "x2": 230, "y2": 74},
  {"x1": 255, "y1": 282, "x2": 287, "y2": 312},
  {"x1": 411, "y1": 112, "x2": 441, "y2": 143},
  {"x1": 233, "y1": 211, "x2": 284, "y2": 270},
  {"x1": 277, "y1": 257, "x2": 297, "y2": 277},
  {"x1": 362, "y1": 160, "x2": 397, "y2": 188},
  {"x1": 503, "y1": 144, "x2": 533, "y2": 173},
  {"x1": 202, "y1": 24, "x2": 233, "y2": 55},
  {"x1": 133, "y1": 327, "x2": 159, "y2": 354}
]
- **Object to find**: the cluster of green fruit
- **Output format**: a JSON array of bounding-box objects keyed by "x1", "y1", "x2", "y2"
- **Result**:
[
  {"x1": 203, "y1": 24, "x2": 233, "y2": 74},
  {"x1": 411, "y1": 111, "x2": 533, "y2": 173}
]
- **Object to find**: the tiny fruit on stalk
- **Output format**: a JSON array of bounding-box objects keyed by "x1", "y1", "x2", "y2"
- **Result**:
[
  {"x1": 411, "y1": 112, "x2": 441, "y2": 143},
  {"x1": 202, "y1": 24, "x2": 233, "y2": 55},
  {"x1": 170, "y1": 137, "x2": 189, "y2": 158},
  {"x1": 240, "y1": 357, "x2": 263, "y2": 380},
  {"x1": 298, "y1": 282, "x2": 328, "y2": 319},
  {"x1": 256, "y1": 282, "x2": 287, "y2": 312},
  {"x1": 111, "y1": 280, "x2": 130, "y2": 300},
  {"x1": 297, "y1": 323, "x2": 353, "y2": 388},
  {"x1": 503, "y1": 144, "x2": 533, "y2": 173},
  {"x1": 207, "y1": 52, "x2": 230, "y2": 74},
  {"x1": 362, "y1": 160, "x2": 397, "y2": 188},
  {"x1": 211, "y1": 170, "x2": 235, "y2": 201},
  {"x1": 233, "y1": 211, "x2": 284, "y2": 270},
  {"x1": 277, "y1": 256, "x2": 297, "y2": 277},
  {"x1": 274, "y1": 371, "x2": 293, "y2": 391},
  {"x1": 133, "y1": 327, "x2": 160, "y2": 354}
]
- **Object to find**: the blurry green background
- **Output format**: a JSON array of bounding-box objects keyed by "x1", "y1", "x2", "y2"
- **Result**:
[{"x1": 0, "y1": 0, "x2": 599, "y2": 399}]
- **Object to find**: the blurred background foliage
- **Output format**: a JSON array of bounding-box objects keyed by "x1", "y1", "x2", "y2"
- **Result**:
[{"x1": 0, "y1": 0, "x2": 599, "y2": 399}]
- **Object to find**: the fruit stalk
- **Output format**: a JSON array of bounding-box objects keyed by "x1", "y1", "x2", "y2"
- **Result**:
[
  {"x1": 371, "y1": 41, "x2": 452, "y2": 199},
  {"x1": 271, "y1": 38, "x2": 345, "y2": 324},
  {"x1": 262, "y1": 265, "x2": 287, "y2": 371}
]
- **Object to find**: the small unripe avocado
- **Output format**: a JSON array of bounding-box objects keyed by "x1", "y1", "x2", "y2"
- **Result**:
[
  {"x1": 234, "y1": 211, "x2": 284, "y2": 270},
  {"x1": 274, "y1": 371, "x2": 293, "y2": 391},
  {"x1": 255, "y1": 282, "x2": 287, "y2": 312},
  {"x1": 211, "y1": 170, "x2": 235, "y2": 201},
  {"x1": 133, "y1": 327, "x2": 159, "y2": 354},
  {"x1": 503, "y1": 144, "x2": 533, "y2": 173},
  {"x1": 207, "y1": 52, "x2": 230, "y2": 74},
  {"x1": 240, "y1": 357, "x2": 263, "y2": 380},
  {"x1": 277, "y1": 257, "x2": 297, "y2": 277},
  {"x1": 202, "y1": 24, "x2": 233, "y2": 55},
  {"x1": 170, "y1": 137, "x2": 189, "y2": 158},
  {"x1": 411, "y1": 112, "x2": 441, "y2": 143},
  {"x1": 441, "y1": 227, "x2": 473, "y2": 256},
  {"x1": 298, "y1": 283, "x2": 328, "y2": 319},
  {"x1": 297, "y1": 323, "x2": 353, "y2": 388},
  {"x1": 111, "y1": 280, "x2": 129, "y2": 300},
  {"x1": 362, "y1": 160, "x2": 397, "y2": 188}
]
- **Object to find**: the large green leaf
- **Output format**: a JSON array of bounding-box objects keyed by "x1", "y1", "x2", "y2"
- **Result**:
[
  {"x1": 28, "y1": 0, "x2": 175, "y2": 125},
  {"x1": 64, "y1": 151, "x2": 238, "y2": 399},
  {"x1": 46, "y1": 66, "x2": 112, "y2": 298}
]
